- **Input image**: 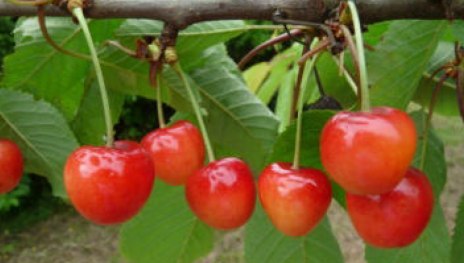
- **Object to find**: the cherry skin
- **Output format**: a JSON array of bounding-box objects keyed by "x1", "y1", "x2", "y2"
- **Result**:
[
  {"x1": 258, "y1": 163, "x2": 332, "y2": 237},
  {"x1": 64, "y1": 140, "x2": 155, "y2": 225},
  {"x1": 320, "y1": 107, "x2": 417, "y2": 195},
  {"x1": 0, "y1": 139, "x2": 24, "y2": 194},
  {"x1": 141, "y1": 121, "x2": 205, "y2": 186},
  {"x1": 185, "y1": 157, "x2": 256, "y2": 230},
  {"x1": 346, "y1": 168, "x2": 434, "y2": 248}
]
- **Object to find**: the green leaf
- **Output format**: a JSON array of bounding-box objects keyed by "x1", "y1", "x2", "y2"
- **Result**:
[
  {"x1": 256, "y1": 45, "x2": 300, "y2": 104},
  {"x1": 71, "y1": 81, "x2": 125, "y2": 145},
  {"x1": 0, "y1": 89, "x2": 79, "y2": 198},
  {"x1": 364, "y1": 22, "x2": 391, "y2": 46},
  {"x1": 245, "y1": 204, "x2": 343, "y2": 263},
  {"x1": 451, "y1": 20, "x2": 464, "y2": 43},
  {"x1": 1, "y1": 18, "x2": 122, "y2": 121},
  {"x1": 120, "y1": 181, "x2": 214, "y2": 263},
  {"x1": 452, "y1": 195, "x2": 464, "y2": 263},
  {"x1": 365, "y1": 111, "x2": 450, "y2": 263},
  {"x1": 275, "y1": 67, "x2": 296, "y2": 133},
  {"x1": 243, "y1": 62, "x2": 271, "y2": 94},
  {"x1": 368, "y1": 20, "x2": 447, "y2": 109}
]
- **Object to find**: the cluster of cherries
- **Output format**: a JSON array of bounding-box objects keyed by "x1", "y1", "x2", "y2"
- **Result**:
[{"x1": 0, "y1": 106, "x2": 433, "y2": 249}]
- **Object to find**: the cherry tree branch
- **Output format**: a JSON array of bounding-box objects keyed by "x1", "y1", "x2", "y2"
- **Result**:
[{"x1": 0, "y1": 0, "x2": 462, "y2": 29}]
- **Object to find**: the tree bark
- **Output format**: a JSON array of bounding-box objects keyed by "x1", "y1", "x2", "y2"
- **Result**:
[{"x1": 0, "y1": 0, "x2": 462, "y2": 29}]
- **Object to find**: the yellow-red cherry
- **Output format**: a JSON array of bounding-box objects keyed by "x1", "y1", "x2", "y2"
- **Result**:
[
  {"x1": 64, "y1": 140, "x2": 155, "y2": 225},
  {"x1": 185, "y1": 157, "x2": 256, "y2": 230},
  {"x1": 0, "y1": 139, "x2": 24, "y2": 194},
  {"x1": 320, "y1": 107, "x2": 417, "y2": 195},
  {"x1": 258, "y1": 162, "x2": 332, "y2": 237},
  {"x1": 346, "y1": 168, "x2": 434, "y2": 248},
  {"x1": 141, "y1": 121, "x2": 205, "y2": 186}
]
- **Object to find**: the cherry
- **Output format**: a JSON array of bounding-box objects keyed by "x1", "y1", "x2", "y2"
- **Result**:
[
  {"x1": 258, "y1": 162, "x2": 332, "y2": 236},
  {"x1": 141, "y1": 121, "x2": 205, "y2": 186},
  {"x1": 185, "y1": 157, "x2": 256, "y2": 230},
  {"x1": 320, "y1": 107, "x2": 417, "y2": 195},
  {"x1": 0, "y1": 139, "x2": 24, "y2": 194},
  {"x1": 346, "y1": 168, "x2": 434, "y2": 248},
  {"x1": 64, "y1": 140, "x2": 155, "y2": 225}
]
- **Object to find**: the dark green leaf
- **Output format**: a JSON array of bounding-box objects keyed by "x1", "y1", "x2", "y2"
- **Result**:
[
  {"x1": 451, "y1": 20, "x2": 464, "y2": 43},
  {"x1": 0, "y1": 89, "x2": 79, "y2": 197},
  {"x1": 369, "y1": 20, "x2": 447, "y2": 109},
  {"x1": 120, "y1": 181, "x2": 214, "y2": 263},
  {"x1": 245, "y1": 204, "x2": 343, "y2": 263},
  {"x1": 1, "y1": 18, "x2": 123, "y2": 121},
  {"x1": 71, "y1": 81, "x2": 125, "y2": 145}
]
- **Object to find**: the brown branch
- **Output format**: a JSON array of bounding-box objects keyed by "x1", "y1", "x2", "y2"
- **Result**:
[{"x1": 0, "y1": 0, "x2": 462, "y2": 29}]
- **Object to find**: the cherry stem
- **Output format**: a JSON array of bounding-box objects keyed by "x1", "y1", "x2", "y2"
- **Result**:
[
  {"x1": 347, "y1": 0, "x2": 370, "y2": 112},
  {"x1": 420, "y1": 74, "x2": 447, "y2": 170},
  {"x1": 292, "y1": 42, "x2": 319, "y2": 170},
  {"x1": 72, "y1": 7, "x2": 114, "y2": 147},
  {"x1": 290, "y1": 40, "x2": 311, "y2": 121},
  {"x1": 172, "y1": 63, "x2": 216, "y2": 162},
  {"x1": 238, "y1": 29, "x2": 304, "y2": 70},
  {"x1": 340, "y1": 24, "x2": 360, "y2": 81},
  {"x1": 37, "y1": 5, "x2": 91, "y2": 61},
  {"x1": 332, "y1": 55, "x2": 358, "y2": 94},
  {"x1": 156, "y1": 71, "x2": 166, "y2": 128}
]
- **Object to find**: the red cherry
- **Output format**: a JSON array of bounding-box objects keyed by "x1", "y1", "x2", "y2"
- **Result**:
[
  {"x1": 0, "y1": 139, "x2": 24, "y2": 194},
  {"x1": 320, "y1": 107, "x2": 417, "y2": 195},
  {"x1": 346, "y1": 168, "x2": 434, "y2": 248},
  {"x1": 185, "y1": 157, "x2": 256, "y2": 230},
  {"x1": 64, "y1": 140, "x2": 155, "y2": 225},
  {"x1": 141, "y1": 121, "x2": 205, "y2": 186},
  {"x1": 258, "y1": 163, "x2": 332, "y2": 237}
]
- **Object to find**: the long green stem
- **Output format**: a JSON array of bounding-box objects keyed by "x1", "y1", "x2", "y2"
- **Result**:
[
  {"x1": 348, "y1": 0, "x2": 370, "y2": 112},
  {"x1": 156, "y1": 75, "x2": 166, "y2": 128},
  {"x1": 172, "y1": 63, "x2": 215, "y2": 162},
  {"x1": 293, "y1": 45, "x2": 319, "y2": 169},
  {"x1": 72, "y1": 7, "x2": 113, "y2": 147}
]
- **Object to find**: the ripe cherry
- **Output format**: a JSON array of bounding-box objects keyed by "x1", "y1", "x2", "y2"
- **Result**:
[
  {"x1": 141, "y1": 121, "x2": 205, "y2": 186},
  {"x1": 64, "y1": 140, "x2": 155, "y2": 225},
  {"x1": 258, "y1": 163, "x2": 332, "y2": 236},
  {"x1": 346, "y1": 168, "x2": 434, "y2": 248},
  {"x1": 0, "y1": 139, "x2": 24, "y2": 194},
  {"x1": 185, "y1": 157, "x2": 256, "y2": 230},
  {"x1": 320, "y1": 107, "x2": 417, "y2": 195}
]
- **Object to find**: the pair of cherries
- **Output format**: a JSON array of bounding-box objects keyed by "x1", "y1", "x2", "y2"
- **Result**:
[
  {"x1": 320, "y1": 107, "x2": 434, "y2": 248},
  {"x1": 64, "y1": 121, "x2": 256, "y2": 229}
]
